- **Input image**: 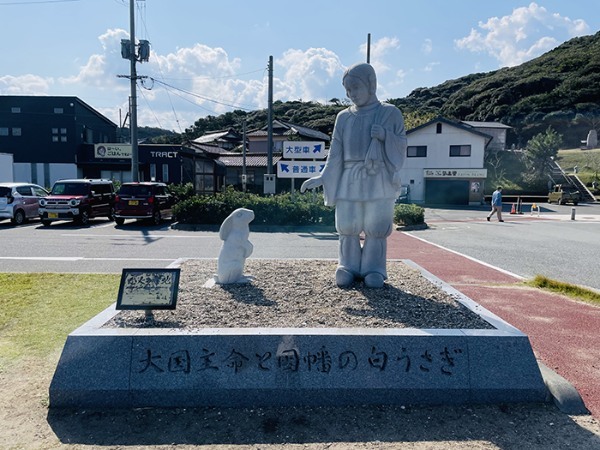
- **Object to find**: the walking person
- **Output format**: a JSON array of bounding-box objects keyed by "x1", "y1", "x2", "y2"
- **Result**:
[{"x1": 487, "y1": 186, "x2": 504, "y2": 222}]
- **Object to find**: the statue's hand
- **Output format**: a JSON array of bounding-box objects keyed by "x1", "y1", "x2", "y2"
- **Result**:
[
  {"x1": 371, "y1": 124, "x2": 386, "y2": 141},
  {"x1": 300, "y1": 177, "x2": 323, "y2": 193}
]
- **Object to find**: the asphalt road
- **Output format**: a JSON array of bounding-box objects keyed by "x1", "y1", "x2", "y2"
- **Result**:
[
  {"x1": 0, "y1": 219, "x2": 340, "y2": 274},
  {"x1": 408, "y1": 202, "x2": 600, "y2": 291},
  {"x1": 1, "y1": 202, "x2": 599, "y2": 290}
]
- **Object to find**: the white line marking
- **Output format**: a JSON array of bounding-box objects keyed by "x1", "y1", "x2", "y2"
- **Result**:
[
  {"x1": 60, "y1": 234, "x2": 211, "y2": 239},
  {"x1": 0, "y1": 257, "x2": 175, "y2": 261},
  {"x1": 403, "y1": 231, "x2": 525, "y2": 280}
]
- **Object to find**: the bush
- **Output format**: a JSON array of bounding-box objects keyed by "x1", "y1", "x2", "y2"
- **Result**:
[
  {"x1": 394, "y1": 203, "x2": 425, "y2": 226},
  {"x1": 168, "y1": 182, "x2": 196, "y2": 202},
  {"x1": 173, "y1": 187, "x2": 335, "y2": 226}
]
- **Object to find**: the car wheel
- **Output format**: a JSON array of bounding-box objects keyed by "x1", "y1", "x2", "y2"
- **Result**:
[
  {"x1": 77, "y1": 209, "x2": 90, "y2": 226},
  {"x1": 108, "y1": 206, "x2": 115, "y2": 221},
  {"x1": 11, "y1": 209, "x2": 26, "y2": 225},
  {"x1": 115, "y1": 217, "x2": 125, "y2": 226},
  {"x1": 152, "y1": 210, "x2": 162, "y2": 225},
  {"x1": 42, "y1": 220, "x2": 51, "y2": 227},
  {"x1": 573, "y1": 202, "x2": 578, "y2": 205}
]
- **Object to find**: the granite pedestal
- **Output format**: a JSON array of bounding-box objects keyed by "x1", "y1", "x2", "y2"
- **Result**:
[{"x1": 49, "y1": 260, "x2": 549, "y2": 408}]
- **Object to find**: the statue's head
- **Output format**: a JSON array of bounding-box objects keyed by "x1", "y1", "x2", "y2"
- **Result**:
[{"x1": 342, "y1": 63, "x2": 377, "y2": 95}]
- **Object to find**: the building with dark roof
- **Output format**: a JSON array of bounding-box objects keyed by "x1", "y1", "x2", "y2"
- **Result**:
[{"x1": 0, "y1": 95, "x2": 117, "y2": 186}]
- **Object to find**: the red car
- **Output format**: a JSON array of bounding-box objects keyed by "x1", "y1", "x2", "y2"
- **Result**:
[{"x1": 114, "y1": 182, "x2": 175, "y2": 225}]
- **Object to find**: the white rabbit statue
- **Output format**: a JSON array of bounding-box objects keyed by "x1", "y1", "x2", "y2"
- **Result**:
[{"x1": 216, "y1": 208, "x2": 255, "y2": 284}]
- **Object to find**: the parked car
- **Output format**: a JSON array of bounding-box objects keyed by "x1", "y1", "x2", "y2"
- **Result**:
[
  {"x1": 39, "y1": 179, "x2": 115, "y2": 226},
  {"x1": 114, "y1": 182, "x2": 175, "y2": 225},
  {"x1": 0, "y1": 182, "x2": 49, "y2": 225},
  {"x1": 548, "y1": 184, "x2": 581, "y2": 205},
  {"x1": 395, "y1": 185, "x2": 411, "y2": 204}
]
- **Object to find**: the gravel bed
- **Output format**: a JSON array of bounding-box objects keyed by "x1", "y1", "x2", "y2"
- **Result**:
[{"x1": 105, "y1": 259, "x2": 495, "y2": 330}]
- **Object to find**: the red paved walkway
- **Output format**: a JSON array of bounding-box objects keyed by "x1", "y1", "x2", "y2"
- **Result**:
[{"x1": 387, "y1": 231, "x2": 600, "y2": 418}]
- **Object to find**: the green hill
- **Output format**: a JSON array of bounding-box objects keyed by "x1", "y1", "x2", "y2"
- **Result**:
[
  {"x1": 146, "y1": 31, "x2": 600, "y2": 150},
  {"x1": 391, "y1": 31, "x2": 600, "y2": 148}
]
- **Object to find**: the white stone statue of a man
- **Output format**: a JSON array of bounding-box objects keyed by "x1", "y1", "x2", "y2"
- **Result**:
[{"x1": 301, "y1": 63, "x2": 407, "y2": 288}]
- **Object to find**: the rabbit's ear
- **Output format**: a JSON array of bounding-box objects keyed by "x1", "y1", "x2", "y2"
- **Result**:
[{"x1": 219, "y1": 215, "x2": 233, "y2": 240}]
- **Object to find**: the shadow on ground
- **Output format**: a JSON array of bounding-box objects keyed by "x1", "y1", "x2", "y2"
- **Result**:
[{"x1": 47, "y1": 403, "x2": 600, "y2": 448}]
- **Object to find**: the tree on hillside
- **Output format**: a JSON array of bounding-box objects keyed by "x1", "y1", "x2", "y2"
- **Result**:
[{"x1": 523, "y1": 127, "x2": 563, "y2": 187}]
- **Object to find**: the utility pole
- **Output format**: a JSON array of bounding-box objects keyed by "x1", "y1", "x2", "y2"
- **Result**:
[
  {"x1": 267, "y1": 55, "x2": 273, "y2": 175},
  {"x1": 119, "y1": 0, "x2": 150, "y2": 182},
  {"x1": 242, "y1": 120, "x2": 247, "y2": 192},
  {"x1": 129, "y1": 0, "x2": 139, "y2": 182},
  {"x1": 263, "y1": 55, "x2": 276, "y2": 194}
]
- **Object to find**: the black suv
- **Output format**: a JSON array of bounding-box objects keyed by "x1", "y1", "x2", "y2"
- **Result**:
[
  {"x1": 39, "y1": 179, "x2": 115, "y2": 226},
  {"x1": 114, "y1": 182, "x2": 175, "y2": 225}
]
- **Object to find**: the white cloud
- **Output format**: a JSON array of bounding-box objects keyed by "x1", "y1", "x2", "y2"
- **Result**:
[
  {"x1": 455, "y1": 2, "x2": 590, "y2": 67},
  {"x1": 0, "y1": 74, "x2": 54, "y2": 94},
  {"x1": 359, "y1": 36, "x2": 401, "y2": 74},
  {"x1": 275, "y1": 48, "x2": 346, "y2": 103},
  {"x1": 0, "y1": 29, "x2": 394, "y2": 130},
  {"x1": 422, "y1": 38, "x2": 433, "y2": 54},
  {"x1": 423, "y1": 62, "x2": 440, "y2": 72}
]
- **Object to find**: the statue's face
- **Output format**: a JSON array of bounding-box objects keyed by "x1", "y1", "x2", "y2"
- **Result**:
[{"x1": 343, "y1": 76, "x2": 371, "y2": 107}]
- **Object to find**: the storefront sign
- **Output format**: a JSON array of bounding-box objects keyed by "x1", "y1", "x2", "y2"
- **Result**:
[
  {"x1": 424, "y1": 168, "x2": 487, "y2": 178},
  {"x1": 95, "y1": 144, "x2": 132, "y2": 159}
]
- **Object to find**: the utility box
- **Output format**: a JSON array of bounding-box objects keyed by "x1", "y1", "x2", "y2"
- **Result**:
[
  {"x1": 0, "y1": 153, "x2": 14, "y2": 181},
  {"x1": 263, "y1": 174, "x2": 276, "y2": 194}
]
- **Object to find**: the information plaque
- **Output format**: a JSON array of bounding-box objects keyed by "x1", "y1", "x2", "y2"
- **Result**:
[{"x1": 116, "y1": 268, "x2": 180, "y2": 310}]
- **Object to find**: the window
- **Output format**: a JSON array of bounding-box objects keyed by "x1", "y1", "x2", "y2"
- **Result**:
[
  {"x1": 449, "y1": 145, "x2": 471, "y2": 157},
  {"x1": 12, "y1": 128, "x2": 21, "y2": 136},
  {"x1": 0, "y1": 128, "x2": 9, "y2": 136},
  {"x1": 150, "y1": 164, "x2": 157, "y2": 181},
  {"x1": 407, "y1": 146, "x2": 427, "y2": 157},
  {"x1": 54, "y1": 107, "x2": 64, "y2": 114},
  {"x1": 162, "y1": 164, "x2": 169, "y2": 182},
  {"x1": 11, "y1": 107, "x2": 21, "y2": 113},
  {"x1": 51, "y1": 127, "x2": 66, "y2": 142},
  {"x1": 33, "y1": 186, "x2": 47, "y2": 197},
  {"x1": 436, "y1": 123, "x2": 442, "y2": 134},
  {"x1": 195, "y1": 174, "x2": 214, "y2": 193},
  {"x1": 16, "y1": 186, "x2": 32, "y2": 196}
]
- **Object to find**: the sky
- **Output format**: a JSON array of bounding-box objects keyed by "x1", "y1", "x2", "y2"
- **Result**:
[{"x1": 1, "y1": 0, "x2": 599, "y2": 132}]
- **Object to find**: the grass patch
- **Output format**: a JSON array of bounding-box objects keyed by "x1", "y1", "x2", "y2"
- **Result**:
[
  {"x1": 525, "y1": 275, "x2": 600, "y2": 306},
  {"x1": 0, "y1": 273, "x2": 119, "y2": 370}
]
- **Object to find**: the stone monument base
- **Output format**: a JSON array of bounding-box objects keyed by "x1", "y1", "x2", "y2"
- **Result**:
[{"x1": 49, "y1": 260, "x2": 548, "y2": 408}]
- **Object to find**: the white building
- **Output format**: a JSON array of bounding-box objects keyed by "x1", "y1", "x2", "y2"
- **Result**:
[{"x1": 401, "y1": 117, "x2": 496, "y2": 205}]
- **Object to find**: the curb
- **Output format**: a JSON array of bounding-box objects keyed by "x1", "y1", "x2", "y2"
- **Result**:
[{"x1": 538, "y1": 362, "x2": 589, "y2": 415}]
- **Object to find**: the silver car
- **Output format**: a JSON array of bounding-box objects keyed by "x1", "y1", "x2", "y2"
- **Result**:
[{"x1": 0, "y1": 182, "x2": 49, "y2": 225}]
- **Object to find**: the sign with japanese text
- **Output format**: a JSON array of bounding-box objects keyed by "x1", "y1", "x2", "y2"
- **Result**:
[
  {"x1": 282, "y1": 141, "x2": 326, "y2": 160},
  {"x1": 277, "y1": 161, "x2": 325, "y2": 179},
  {"x1": 95, "y1": 144, "x2": 132, "y2": 159},
  {"x1": 116, "y1": 268, "x2": 180, "y2": 310},
  {"x1": 424, "y1": 168, "x2": 487, "y2": 178}
]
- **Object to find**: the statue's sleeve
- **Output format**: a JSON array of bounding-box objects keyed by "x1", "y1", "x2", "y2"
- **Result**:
[
  {"x1": 319, "y1": 111, "x2": 346, "y2": 206},
  {"x1": 381, "y1": 104, "x2": 407, "y2": 171}
]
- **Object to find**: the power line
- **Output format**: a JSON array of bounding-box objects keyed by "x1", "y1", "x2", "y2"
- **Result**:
[
  {"x1": 150, "y1": 78, "x2": 258, "y2": 111},
  {"x1": 0, "y1": 0, "x2": 79, "y2": 4},
  {"x1": 156, "y1": 68, "x2": 266, "y2": 82}
]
